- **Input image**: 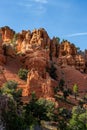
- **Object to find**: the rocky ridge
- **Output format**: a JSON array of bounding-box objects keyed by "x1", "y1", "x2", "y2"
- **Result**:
[{"x1": 0, "y1": 26, "x2": 87, "y2": 99}]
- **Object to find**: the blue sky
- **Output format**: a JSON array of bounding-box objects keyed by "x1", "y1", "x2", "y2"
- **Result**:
[{"x1": 0, "y1": 0, "x2": 87, "y2": 50}]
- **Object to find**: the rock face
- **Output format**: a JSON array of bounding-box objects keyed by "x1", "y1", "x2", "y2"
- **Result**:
[
  {"x1": 20, "y1": 49, "x2": 57, "y2": 98},
  {"x1": 16, "y1": 29, "x2": 86, "y2": 73},
  {"x1": 0, "y1": 26, "x2": 15, "y2": 43},
  {"x1": 58, "y1": 41, "x2": 86, "y2": 72},
  {"x1": 0, "y1": 26, "x2": 87, "y2": 99},
  {"x1": 59, "y1": 41, "x2": 77, "y2": 56},
  {"x1": 14, "y1": 28, "x2": 87, "y2": 97},
  {"x1": 16, "y1": 28, "x2": 50, "y2": 53},
  {"x1": 27, "y1": 70, "x2": 57, "y2": 98},
  {"x1": 0, "y1": 26, "x2": 86, "y2": 73},
  {"x1": 0, "y1": 34, "x2": 6, "y2": 65}
]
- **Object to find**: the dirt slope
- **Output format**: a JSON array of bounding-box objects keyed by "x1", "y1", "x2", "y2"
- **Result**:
[
  {"x1": 2, "y1": 56, "x2": 28, "y2": 96},
  {"x1": 57, "y1": 65, "x2": 87, "y2": 95}
]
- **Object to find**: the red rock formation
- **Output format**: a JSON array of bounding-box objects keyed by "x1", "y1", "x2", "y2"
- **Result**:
[
  {"x1": 23, "y1": 49, "x2": 49, "y2": 71},
  {"x1": 14, "y1": 28, "x2": 87, "y2": 98},
  {"x1": 27, "y1": 69, "x2": 57, "y2": 98},
  {"x1": 0, "y1": 26, "x2": 86, "y2": 73},
  {"x1": 3, "y1": 44, "x2": 16, "y2": 58},
  {"x1": 16, "y1": 28, "x2": 86, "y2": 73},
  {"x1": 0, "y1": 26, "x2": 15, "y2": 43},
  {"x1": 57, "y1": 41, "x2": 86, "y2": 72},
  {"x1": 59, "y1": 41, "x2": 77, "y2": 56},
  {"x1": 20, "y1": 49, "x2": 57, "y2": 98},
  {"x1": 0, "y1": 34, "x2": 6, "y2": 64},
  {"x1": 0, "y1": 26, "x2": 87, "y2": 102},
  {"x1": 16, "y1": 28, "x2": 52, "y2": 54}
]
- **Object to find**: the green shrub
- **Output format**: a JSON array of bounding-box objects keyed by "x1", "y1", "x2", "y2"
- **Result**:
[
  {"x1": 73, "y1": 84, "x2": 79, "y2": 99},
  {"x1": 3, "y1": 80, "x2": 18, "y2": 89},
  {"x1": 0, "y1": 80, "x2": 22, "y2": 103},
  {"x1": 0, "y1": 81, "x2": 24, "y2": 130},
  {"x1": 18, "y1": 68, "x2": 28, "y2": 80},
  {"x1": 1, "y1": 96, "x2": 26, "y2": 130},
  {"x1": 24, "y1": 94, "x2": 55, "y2": 127}
]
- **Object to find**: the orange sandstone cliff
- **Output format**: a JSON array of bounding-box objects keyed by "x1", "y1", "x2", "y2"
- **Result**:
[{"x1": 0, "y1": 26, "x2": 87, "y2": 100}]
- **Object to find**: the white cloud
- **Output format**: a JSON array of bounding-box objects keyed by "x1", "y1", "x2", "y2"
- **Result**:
[
  {"x1": 18, "y1": 0, "x2": 48, "y2": 15},
  {"x1": 18, "y1": 2, "x2": 32, "y2": 7},
  {"x1": 33, "y1": 0, "x2": 48, "y2": 4},
  {"x1": 65, "y1": 32, "x2": 87, "y2": 37}
]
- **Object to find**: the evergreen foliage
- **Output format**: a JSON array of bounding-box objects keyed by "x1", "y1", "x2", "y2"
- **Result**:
[{"x1": 18, "y1": 68, "x2": 28, "y2": 80}]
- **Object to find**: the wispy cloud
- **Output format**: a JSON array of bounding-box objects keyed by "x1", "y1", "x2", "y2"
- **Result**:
[
  {"x1": 33, "y1": 0, "x2": 48, "y2": 4},
  {"x1": 65, "y1": 32, "x2": 87, "y2": 37},
  {"x1": 32, "y1": 4, "x2": 46, "y2": 15},
  {"x1": 18, "y1": 2, "x2": 32, "y2": 7},
  {"x1": 18, "y1": 0, "x2": 48, "y2": 15}
]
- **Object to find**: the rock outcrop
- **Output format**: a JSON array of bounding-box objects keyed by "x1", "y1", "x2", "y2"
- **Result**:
[
  {"x1": 20, "y1": 49, "x2": 57, "y2": 98},
  {"x1": 16, "y1": 28, "x2": 86, "y2": 73},
  {"x1": 0, "y1": 26, "x2": 86, "y2": 73},
  {"x1": 59, "y1": 41, "x2": 77, "y2": 56},
  {"x1": 27, "y1": 69, "x2": 57, "y2": 98},
  {"x1": 57, "y1": 41, "x2": 86, "y2": 72},
  {"x1": 0, "y1": 26, "x2": 15, "y2": 43},
  {"x1": 14, "y1": 28, "x2": 87, "y2": 97},
  {"x1": 0, "y1": 26, "x2": 87, "y2": 99},
  {"x1": 16, "y1": 28, "x2": 51, "y2": 53},
  {"x1": 0, "y1": 34, "x2": 6, "y2": 64}
]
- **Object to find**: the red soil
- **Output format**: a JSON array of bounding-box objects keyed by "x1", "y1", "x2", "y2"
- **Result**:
[
  {"x1": 57, "y1": 65, "x2": 87, "y2": 96},
  {"x1": 2, "y1": 56, "x2": 28, "y2": 96}
]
